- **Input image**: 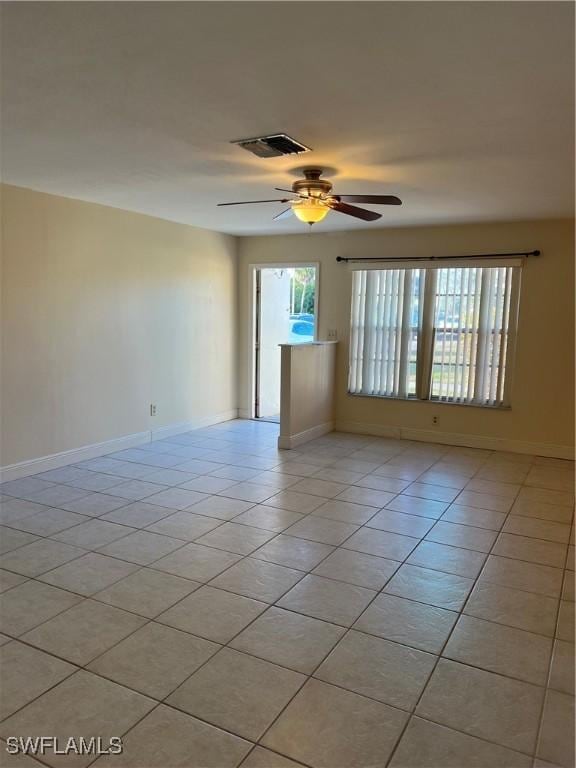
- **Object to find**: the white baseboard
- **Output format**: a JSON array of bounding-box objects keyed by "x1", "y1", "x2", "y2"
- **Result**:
[
  {"x1": 0, "y1": 410, "x2": 239, "y2": 483},
  {"x1": 4, "y1": 412, "x2": 571, "y2": 482},
  {"x1": 238, "y1": 408, "x2": 252, "y2": 420},
  {"x1": 335, "y1": 420, "x2": 574, "y2": 460},
  {"x1": 151, "y1": 409, "x2": 238, "y2": 441},
  {"x1": 278, "y1": 421, "x2": 334, "y2": 450},
  {"x1": 0, "y1": 431, "x2": 150, "y2": 483},
  {"x1": 335, "y1": 422, "x2": 402, "y2": 440}
]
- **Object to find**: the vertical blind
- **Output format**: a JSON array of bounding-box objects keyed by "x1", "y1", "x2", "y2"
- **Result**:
[
  {"x1": 349, "y1": 264, "x2": 520, "y2": 407},
  {"x1": 349, "y1": 269, "x2": 422, "y2": 398}
]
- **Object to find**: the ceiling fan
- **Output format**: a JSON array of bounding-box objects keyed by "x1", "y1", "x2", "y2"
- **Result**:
[{"x1": 217, "y1": 168, "x2": 402, "y2": 226}]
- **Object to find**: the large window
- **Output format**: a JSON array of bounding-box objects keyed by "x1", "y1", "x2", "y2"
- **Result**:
[{"x1": 348, "y1": 264, "x2": 521, "y2": 407}]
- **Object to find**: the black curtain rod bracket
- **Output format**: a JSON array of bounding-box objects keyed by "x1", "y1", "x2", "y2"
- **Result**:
[{"x1": 336, "y1": 250, "x2": 540, "y2": 264}]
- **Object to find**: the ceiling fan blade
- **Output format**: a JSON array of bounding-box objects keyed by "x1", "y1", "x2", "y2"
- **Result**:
[
  {"x1": 276, "y1": 187, "x2": 313, "y2": 198},
  {"x1": 327, "y1": 200, "x2": 382, "y2": 221},
  {"x1": 334, "y1": 195, "x2": 402, "y2": 205},
  {"x1": 217, "y1": 198, "x2": 290, "y2": 206},
  {"x1": 275, "y1": 187, "x2": 309, "y2": 198},
  {"x1": 273, "y1": 208, "x2": 294, "y2": 221}
]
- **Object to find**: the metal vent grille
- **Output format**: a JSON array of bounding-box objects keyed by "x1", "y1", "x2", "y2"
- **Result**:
[{"x1": 232, "y1": 134, "x2": 311, "y2": 158}]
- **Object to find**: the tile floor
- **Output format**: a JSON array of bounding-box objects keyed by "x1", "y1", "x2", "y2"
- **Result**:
[{"x1": 0, "y1": 419, "x2": 574, "y2": 768}]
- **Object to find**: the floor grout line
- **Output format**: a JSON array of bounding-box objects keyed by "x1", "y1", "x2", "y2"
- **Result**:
[
  {"x1": 384, "y1": 458, "x2": 538, "y2": 767},
  {"x1": 532, "y1": 532, "x2": 573, "y2": 764},
  {"x1": 0, "y1": 423, "x2": 573, "y2": 768}
]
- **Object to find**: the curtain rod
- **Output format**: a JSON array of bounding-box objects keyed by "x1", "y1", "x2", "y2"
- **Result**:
[{"x1": 336, "y1": 250, "x2": 540, "y2": 264}]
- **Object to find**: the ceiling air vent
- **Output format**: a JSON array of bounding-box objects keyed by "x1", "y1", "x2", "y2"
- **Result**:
[{"x1": 232, "y1": 134, "x2": 311, "y2": 158}]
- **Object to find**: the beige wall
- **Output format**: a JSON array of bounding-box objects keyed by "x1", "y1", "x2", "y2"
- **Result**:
[
  {"x1": 239, "y1": 219, "x2": 575, "y2": 455},
  {"x1": 279, "y1": 342, "x2": 337, "y2": 448},
  {"x1": 1, "y1": 185, "x2": 238, "y2": 466},
  {"x1": 2, "y1": 187, "x2": 573, "y2": 467}
]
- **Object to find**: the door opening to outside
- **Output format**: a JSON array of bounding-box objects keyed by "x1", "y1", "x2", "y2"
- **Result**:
[{"x1": 254, "y1": 266, "x2": 318, "y2": 422}]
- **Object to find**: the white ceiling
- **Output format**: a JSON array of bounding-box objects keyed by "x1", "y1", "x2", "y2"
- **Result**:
[{"x1": 2, "y1": 1, "x2": 574, "y2": 235}]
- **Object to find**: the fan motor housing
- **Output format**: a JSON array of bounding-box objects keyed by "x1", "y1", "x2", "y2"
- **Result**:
[{"x1": 292, "y1": 169, "x2": 333, "y2": 197}]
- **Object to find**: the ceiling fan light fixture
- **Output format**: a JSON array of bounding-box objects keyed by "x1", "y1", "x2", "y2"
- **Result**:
[
  {"x1": 292, "y1": 198, "x2": 329, "y2": 225},
  {"x1": 217, "y1": 167, "x2": 401, "y2": 225}
]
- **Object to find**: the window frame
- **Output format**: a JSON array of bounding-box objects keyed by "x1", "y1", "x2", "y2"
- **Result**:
[{"x1": 347, "y1": 261, "x2": 522, "y2": 409}]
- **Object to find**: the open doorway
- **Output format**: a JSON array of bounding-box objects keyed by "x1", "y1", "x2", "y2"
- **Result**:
[{"x1": 254, "y1": 265, "x2": 318, "y2": 421}]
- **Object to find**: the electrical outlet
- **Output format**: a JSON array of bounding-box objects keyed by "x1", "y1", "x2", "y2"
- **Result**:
[
  {"x1": 432, "y1": 416, "x2": 439, "y2": 425},
  {"x1": 150, "y1": 404, "x2": 157, "y2": 417},
  {"x1": 327, "y1": 329, "x2": 338, "y2": 341}
]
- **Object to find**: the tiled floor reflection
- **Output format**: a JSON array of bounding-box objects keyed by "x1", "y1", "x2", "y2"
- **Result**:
[{"x1": 0, "y1": 420, "x2": 574, "y2": 767}]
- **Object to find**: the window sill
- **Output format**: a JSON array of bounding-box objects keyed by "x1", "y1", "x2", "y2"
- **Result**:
[{"x1": 347, "y1": 391, "x2": 511, "y2": 410}]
